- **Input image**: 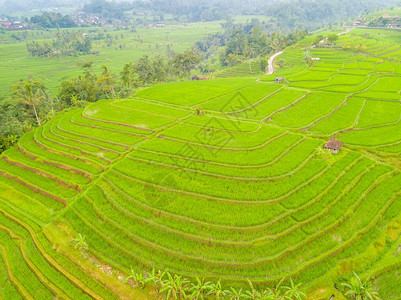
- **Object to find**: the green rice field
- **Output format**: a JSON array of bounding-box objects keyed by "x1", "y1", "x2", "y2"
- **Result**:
[{"x1": 1, "y1": 27, "x2": 401, "y2": 299}]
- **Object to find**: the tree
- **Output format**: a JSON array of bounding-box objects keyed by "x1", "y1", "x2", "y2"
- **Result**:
[
  {"x1": 259, "y1": 58, "x2": 268, "y2": 73},
  {"x1": 327, "y1": 34, "x2": 339, "y2": 44},
  {"x1": 121, "y1": 62, "x2": 136, "y2": 88},
  {"x1": 96, "y1": 65, "x2": 116, "y2": 98},
  {"x1": 341, "y1": 272, "x2": 380, "y2": 300},
  {"x1": 134, "y1": 55, "x2": 154, "y2": 83},
  {"x1": 73, "y1": 233, "x2": 88, "y2": 251},
  {"x1": 226, "y1": 30, "x2": 248, "y2": 56},
  {"x1": 12, "y1": 79, "x2": 47, "y2": 126},
  {"x1": 171, "y1": 49, "x2": 202, "y2": 80}
]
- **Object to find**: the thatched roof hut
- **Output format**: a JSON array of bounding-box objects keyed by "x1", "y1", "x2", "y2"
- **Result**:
[{"x1": 324, "y1": 139, "x2": 344, "y2": 154}]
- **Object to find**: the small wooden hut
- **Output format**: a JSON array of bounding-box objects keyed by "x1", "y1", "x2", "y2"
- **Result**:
[{"x1": 324, "y1": 139, "x2": 344, "y2": 154}]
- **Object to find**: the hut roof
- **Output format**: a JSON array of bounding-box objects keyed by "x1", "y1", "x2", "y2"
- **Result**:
[{"x1": 324, "y1": 139, "x2": 344, "y2": 150}]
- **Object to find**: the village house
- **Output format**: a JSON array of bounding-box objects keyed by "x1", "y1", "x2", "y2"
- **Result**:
[
  {"x1": 275, "y1": 76, "x2": 284, "y2": 83},
  {"x1": 387, "y1": 23, "x2": 401, "y2": 28},
  {"x1": 324, "y1": 139, "x2": 344, "y2": 154}
]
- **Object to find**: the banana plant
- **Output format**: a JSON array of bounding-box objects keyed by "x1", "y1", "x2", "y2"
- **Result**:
[
  {"x1": 227, "y1": 287, "x2": 244, "y2": 300},
  {"x1": 73, "y1": 233, "x2": 88, "y2": 251},
  {"x1": 189, "y1": 276, "x2": 213, "y2": 299},
  {"x1": 244, "y1": 279, "x2": 262, "y2": 299},
  {"x1": 125, "y1": 267, "x2": 148, "y2": 289},
  {"x1": 341, "y1": 272, "x2": 380, "y2": 300},
  {"x1": 147, "y1": 268, "x2": 167, "y2": 294},
  {"x1": 207, "y1": 279, "x2": 228, "y2": 299},
  {"x1": 282, "y1": 278, "x2": 306, "y2": 300}
]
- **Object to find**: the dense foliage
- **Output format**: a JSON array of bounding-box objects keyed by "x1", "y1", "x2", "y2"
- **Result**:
[
  {"x1": 26, "y1": 31, "x2": 92, "y2": 57},
  {"x1": 264, "y1": 0, "x2": 399, "y2": 31},
  {"x1": 30, "y1": 12, "x2": 76, "y2": 28}
]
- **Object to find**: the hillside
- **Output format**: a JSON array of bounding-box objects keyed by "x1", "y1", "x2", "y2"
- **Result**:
[{"x1": 1, "y1": 28, "x2": 401, "y2": 298}]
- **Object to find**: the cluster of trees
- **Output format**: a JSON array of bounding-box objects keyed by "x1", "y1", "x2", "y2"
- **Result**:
[
  {"x1": 0, "y1": 78, "x2": 55, "y2": 152},
  {"x1": 194, "y1": 22, "x2": 307, "y2": 68},
  {"x1": 264, "y1": 0, "x2": 399, "y2": 32},
  {"x1": 26, "y1": 31, "x2": 92, "y2": 57},
  {"x1": 30, "y1": 12, "x2": 76, "y2": 28},
  {"x1": 82, "y1": 0, "x2": 135, "y2": 20},
  {"x1": 0, "y1": 46, "x2": 204, "y2": 152},
  {"x1": 120, "y1": 49, "x2": 202, "y2": 88}
]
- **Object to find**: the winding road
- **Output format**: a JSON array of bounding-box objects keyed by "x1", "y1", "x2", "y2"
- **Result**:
[
  {"x1": 265, "y1": 27, "x2": 352, "y2": 76},
  {"x1": 266, "y1": 51, "x2": 284, "y2": 75}
]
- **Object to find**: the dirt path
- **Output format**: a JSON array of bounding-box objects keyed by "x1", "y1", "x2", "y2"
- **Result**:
[{"x1": 266, "y1": 51, "x2": 284, "y2": 75}]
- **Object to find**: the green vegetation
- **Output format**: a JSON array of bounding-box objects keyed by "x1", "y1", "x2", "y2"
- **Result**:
[{"x1": 3, "y1": 5, "x2": 401, "y2": 298}]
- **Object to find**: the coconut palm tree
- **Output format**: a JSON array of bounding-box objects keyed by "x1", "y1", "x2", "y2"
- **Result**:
[
  {"x1": 341, "y1": 272, "x2": 380, "y2": 300},
  {"x1": 12, "y1": 79, "x2": 47, "y2": 126},
  {"x1": 73, "y1": 233, "x2": 88, "y2": 251}
]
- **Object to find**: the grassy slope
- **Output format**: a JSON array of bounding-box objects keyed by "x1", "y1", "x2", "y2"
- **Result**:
[{"x1": 1, "y1": 28, "x2": 401, "y2": 299}]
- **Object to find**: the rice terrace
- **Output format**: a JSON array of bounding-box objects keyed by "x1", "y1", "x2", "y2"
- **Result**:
[{"x1": 2, "y1": 1, "x2": 401, "y2": 299}]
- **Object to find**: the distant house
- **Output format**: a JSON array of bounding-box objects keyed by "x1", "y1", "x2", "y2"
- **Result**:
[
  {"x1": 324, "y1": 139, "x2": 344, "y2": 154},
  {"x1": 275, "y1": 76, "x2": 284, "y2": 83},
  {"x1": 387, "y1": 23, "x2": 401, "y2": 28},
  {"x1": 311, "y1": 57, "x2": 320, "y2": 61},
  {"x1": 91, "y1": 50, "x2": 100, "y2": 55}
]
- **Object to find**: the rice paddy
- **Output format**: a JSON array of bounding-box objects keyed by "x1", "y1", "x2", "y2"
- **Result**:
[{"x1": 1, "y1": 27, "x2": 401, "y2": 298}]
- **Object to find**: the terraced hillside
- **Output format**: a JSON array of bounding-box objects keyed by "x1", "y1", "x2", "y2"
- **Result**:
[
  {"x1": 216, "y1": 60, "x2": 264, "y2": 78},
  {"x1": 1, "y1": 28, "x2": 401, "y2": 299}
]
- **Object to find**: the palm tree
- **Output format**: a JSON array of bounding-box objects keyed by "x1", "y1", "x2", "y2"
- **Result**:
[
  {"x1": 341, "y1": 272, "x2": 380, "y2": 300},
  {"x1": 282, "y1": 278, "x2": 306, "y2": 300},
  {"x1": 12, "y1": 79, "x2": 47, "y2": 126},
  {"x1": 73, "y1": 233, "x2": 88, "y2": 251}
]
